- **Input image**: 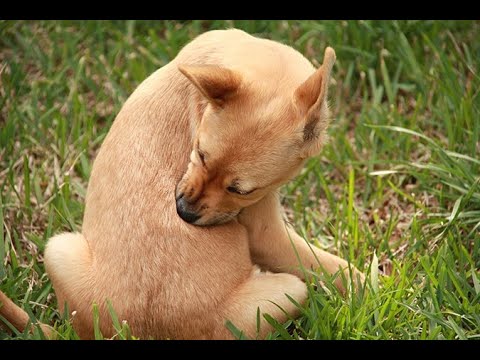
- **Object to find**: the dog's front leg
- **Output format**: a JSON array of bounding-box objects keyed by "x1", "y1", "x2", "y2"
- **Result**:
[{"x1": 238, "y1": 192, "x2": 364, "y2": 294}]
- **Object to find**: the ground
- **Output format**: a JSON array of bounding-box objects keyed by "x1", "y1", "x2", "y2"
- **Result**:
[{"x1": 0, "y1": 20, "x2": 479, "y2": 340}]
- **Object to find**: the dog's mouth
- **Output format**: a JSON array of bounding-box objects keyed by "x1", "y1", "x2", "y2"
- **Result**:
[
  {"x1": 175, "y1": 192, "x2": 239, "y2": 226},
  {"x1": 190, "y1": 211, "x2": 239, "y2": 226}
]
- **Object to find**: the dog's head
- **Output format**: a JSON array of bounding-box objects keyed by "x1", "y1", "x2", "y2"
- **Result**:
[{"x1": 175, "y1": 47, "x2": 336, "y2": 226}]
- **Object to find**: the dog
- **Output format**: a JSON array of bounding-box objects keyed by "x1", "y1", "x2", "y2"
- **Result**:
[{"x1": 0, "y1": 28, "x2": 363, "y2": 340}]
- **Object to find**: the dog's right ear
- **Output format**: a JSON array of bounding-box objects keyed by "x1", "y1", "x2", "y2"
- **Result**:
[
  {"x1": 178, "y1": 65, "x2": 242, "y2": 106},
  {"x1": 293, "y1": 47, "x2": 336, "y2": 158}
]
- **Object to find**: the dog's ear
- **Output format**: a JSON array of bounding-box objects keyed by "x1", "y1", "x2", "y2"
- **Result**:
[
  {"x1": 178, "y1": 65, "x2": 242, "y2": 106},
  {"x1": 293, "y1": 47, "x2": 336, "y2": 157}
]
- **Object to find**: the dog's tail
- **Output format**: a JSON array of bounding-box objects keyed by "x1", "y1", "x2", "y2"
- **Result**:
[{"x1": 0, "y1": 290, "x2": 52, "y2": 337}]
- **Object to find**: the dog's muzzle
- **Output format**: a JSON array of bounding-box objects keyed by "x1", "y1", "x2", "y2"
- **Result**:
[{"x1": 176, "y1": 194, "x2": 201, "y2": 224}]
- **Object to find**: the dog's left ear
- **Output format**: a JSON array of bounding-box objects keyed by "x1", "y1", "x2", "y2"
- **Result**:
[
  {"x1": 178, "y1": 64, "x2": 242, "y2": 106},
  {"x1": 293, "y1": 47, "x2": 336, "y2": 158}
]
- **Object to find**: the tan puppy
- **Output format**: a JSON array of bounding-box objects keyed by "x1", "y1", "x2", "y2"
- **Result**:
[{"x1": 1, "y1": 29, "x2": 363, "y2": 340}]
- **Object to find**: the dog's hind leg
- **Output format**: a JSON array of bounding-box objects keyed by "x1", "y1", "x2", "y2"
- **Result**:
[
  {"x1": 212, "y1": 270, "x2": 307, "y2": 339},
  {"x1": 44, "y1": 232, "x2": 95, "y2": 339}
]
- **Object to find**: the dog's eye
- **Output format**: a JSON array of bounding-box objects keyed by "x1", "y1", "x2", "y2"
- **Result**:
[
  {"x1": 197, "y1": 149, "x2": 206, "y2": 165},
  {"x1": 227, "y1": 185, "x2": 255, "y2": 196}
]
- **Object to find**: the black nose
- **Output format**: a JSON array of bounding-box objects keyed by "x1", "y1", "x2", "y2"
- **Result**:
[{"x1": 176, "y1": 197, "x2": 200, "y2": 224}]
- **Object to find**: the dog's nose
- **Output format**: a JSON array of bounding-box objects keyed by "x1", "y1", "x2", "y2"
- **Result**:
[{"x1": 176, "y1": 196, "x2": 200, "y2": 224}]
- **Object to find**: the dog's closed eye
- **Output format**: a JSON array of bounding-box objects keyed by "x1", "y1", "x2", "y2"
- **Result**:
[
  {"x1": 196, "y1": 139, "x2": 207, "y2": 166},
  {"x1": 197, "y1": 149, "x2": 206, "y2": 165},
  {"x1": 226, "y1": 184, "x2": 256, "y2": 196}
]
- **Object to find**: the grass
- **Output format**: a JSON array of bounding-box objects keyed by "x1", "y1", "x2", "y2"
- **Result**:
[{"x1": 0, "y1": 20, "x2": 479, "y2": 340}]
